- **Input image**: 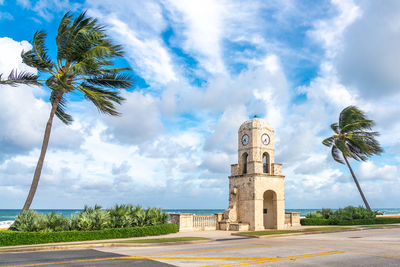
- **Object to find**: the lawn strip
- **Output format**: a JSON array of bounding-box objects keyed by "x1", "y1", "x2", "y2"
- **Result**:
[
  {"x1": 237, "y1": 226, "x2": 354, "y2": 237},
  {"x1": 361, "y1": 224, "x2": 400, "y2": 228}
]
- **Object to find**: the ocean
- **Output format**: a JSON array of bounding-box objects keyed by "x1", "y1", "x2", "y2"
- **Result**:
[{"x1": 1, "y1": 208, "x2": 400, "y2": 223}]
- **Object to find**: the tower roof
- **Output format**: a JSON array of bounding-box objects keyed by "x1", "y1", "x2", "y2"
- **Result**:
[{"x1": 239, "y1": 117, "x2": 273, "y2": 132}]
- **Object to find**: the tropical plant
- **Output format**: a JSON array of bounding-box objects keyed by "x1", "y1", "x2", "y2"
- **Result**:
[
  {"x1": 19, "y1": 11, "x2": 133, "y2": 213},
  {"x1": 70, "y1": 205, "x2": 110, "y2": 231},
  {"x1": 130, "y1": 206, "x2": 146, "y2": 227},
  {"x1": 107, "y1": 204, "x2": 134, "y2": 228},
  {"x1": 10, "y1": 210, "x2": 46, "y2": 232},
  {"x1": 0, "y1": 70, "x2": 39, "y2": 86},
  {"x1": 8, "y1": 204, "x2": 169, "y2": 232},
  {"x1": 43, "y1": 212, "x2": 70, "y2": 232},
  {"x1": 322, "y1": 106, "x2": 383, "y2": 211},
  {"x1": 329, "y1": 206, "x2": 380, "y2": 223}
]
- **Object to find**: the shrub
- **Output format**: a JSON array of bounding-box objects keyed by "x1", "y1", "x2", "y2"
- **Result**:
[
  {"x1": 336, "y1": 217, "x2": 400, "y2": 225},
  {"x1": 10, "y1": 204, "x2": 170, "y2": 232},
  {"x1": 43, "y1": 212, "x2": 70, "y2": 232},
  {"x1": 329, "y1": 206, "x2": 381, "y2": 224},
  {"x1": 304, "y1": 206, "x2": 381, "y2": 224},
  {"x1": 300, "y1": 218, "x2": 331, "y2": 225},
  {"x1": 107, "y1": 204, "x2": 134, "y2": 228},
  {"x1": 305, "y1": 209, "x2": 333, "y2": 219},
  {"x1": 131, "y1": 206, "x2": 146, "y2": 227},
  {"x1": 71, "y1": 205, "x2": 110, "y2": 231},
  {"x1": 301, "y1": 216, "x2": 400, "y2": 226},
  {"x1": 10, "y1": 210, "x2": 46, "y2": 232},
  {"x1": 0, "y1": 224, "x2": 178, "y2": 247}
]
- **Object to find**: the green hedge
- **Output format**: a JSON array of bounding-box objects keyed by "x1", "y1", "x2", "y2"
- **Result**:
[
  {"x1": 336, "y1": 217, "x2": 400, "y2": 225},
  {"x1": 0, "y1": 224, "x2": 177, "y2": 247},
  {"x1": 300, "y1": 218, "x2": 331, "y2": 225},
  {"x1": 301, "y1": 217, "x2": 400, "y2": 226}
]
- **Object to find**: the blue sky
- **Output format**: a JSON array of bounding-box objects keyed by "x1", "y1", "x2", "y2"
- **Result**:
[{"x1": 0, "y1": 0, "x2": 399, "y2": 210}]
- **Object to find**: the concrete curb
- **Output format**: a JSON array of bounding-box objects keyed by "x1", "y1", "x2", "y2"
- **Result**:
[{"x1": 0, "y1": 240, "x2": 211, "y2": 253}]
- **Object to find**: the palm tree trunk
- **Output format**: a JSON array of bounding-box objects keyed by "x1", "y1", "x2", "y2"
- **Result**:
[
  {"x1": 20, "y1": 91, "x2": 63, "y2": 214},
  {"x1": 343, "y1": 154, "x2": 372, "y2": 212}
]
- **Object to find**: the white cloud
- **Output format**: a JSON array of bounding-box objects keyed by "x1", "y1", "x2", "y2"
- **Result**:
[
  {"x1": 86, "y1": 1, "x2": 177, "y2": 85},
  {"x1": 359, "y1": 161, "x2": 399, "y2": 181},
  {"x1": 103, "y1": 90, "x2": 163, "y2": 144},
  {"x1": 336, "y1": 0, "x2": 400, "y2": 99},
  {"x1": 308, "y1": 0, "x2": 360, "y2": 58},
  {"x1": 166, "y1": 0, "x2": 226, "y2": 74}
]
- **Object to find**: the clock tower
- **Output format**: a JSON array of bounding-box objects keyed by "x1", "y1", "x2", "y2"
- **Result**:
[{"x1": 221, "y1": 117, "x2": 286, "y2": 231}]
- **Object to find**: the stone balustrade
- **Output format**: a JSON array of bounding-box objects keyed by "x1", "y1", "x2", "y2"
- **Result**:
[
  {"x1": 284, "y1": 212, "x2": 301, "y2": 227},
  {"x1": 170, "y1": 213, "x2": 220, "y2": 232},
  {"x1": 170, "y1": 212, "x2": 300, "y2": 231}
]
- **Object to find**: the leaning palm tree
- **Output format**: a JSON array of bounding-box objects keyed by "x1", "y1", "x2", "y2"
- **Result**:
[
  {"x1": 322, "y1": 106, "x2": 383, "y2": 212},
  {"x1": 19, "y1": 11, "x2": 133, "y2": 214},
  {"x1": 0, "y1": 70, "x2": 38, "y2": 86}
]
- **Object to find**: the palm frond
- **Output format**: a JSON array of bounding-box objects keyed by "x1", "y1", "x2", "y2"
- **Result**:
[
  {"x1": 78, "y1": 84, "x2": 125, "y2": 115},
  {"x1": 22, "y1": 31, "x2": 53, "y2": 71},
  {"x1": 340, "y1": 119, "x2": 374, "y2": 133},
  {"x1": 322, "y1": 136, "x2": 334, "y2": 147},
  {"x1": 339, "y1": 106, "x2": 367, "y2": 130},
  {"x1": 331, "y1": 145, "x2": 345, "y2": 164},
  {"x1": 335, "y1": 139, "x2": 348, "y2": 158},
  {"x1": 330, "y1": 123, "x2": 340, "y2": 134},
  {"x1": 0, "y1": 70, "x2": 39, "y2": 86},
  {"x1": 50, "y1": 90, "x2": 73, "y2": 125},
  {"x1": 85, "y1": 72, "x2": 133, "y2": 89}
]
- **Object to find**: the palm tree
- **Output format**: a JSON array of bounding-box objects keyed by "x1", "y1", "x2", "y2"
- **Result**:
[
  {"x1": 322, "y1": 106, "x2": 383, "y2": 212},
  {"x1": 19, "y1": 11, "x2": 133, "y2": 214},
  {"x1": 0, "y1": 70, "x2": 38, "y2": 86}
]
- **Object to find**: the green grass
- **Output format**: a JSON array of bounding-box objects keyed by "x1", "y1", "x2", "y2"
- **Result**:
[
  {"x1": 238, "y1": 226, "x2": 353, "y2": 236},
  {"x1": 361, "y1": 224, "x2": 400, "y2": 228}
]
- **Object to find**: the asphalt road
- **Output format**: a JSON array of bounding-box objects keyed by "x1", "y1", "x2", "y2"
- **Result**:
[
  {"x1": 0, "y1": 249, "x2": 173, "y2": 266},
  {"x1": 1, "y1": 228, "x2": 400, "y2": 266}
]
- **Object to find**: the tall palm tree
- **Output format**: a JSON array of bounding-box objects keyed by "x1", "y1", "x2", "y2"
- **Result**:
[
  {"x1": 19, "y1": 11, "x2": 133, "y2": 214},
  {"x1": 322, "y1": 106, "x2": 383, "y2": 212},
  {"x1": 0, "y1": 70, "x2": 38, "y2": 86}
]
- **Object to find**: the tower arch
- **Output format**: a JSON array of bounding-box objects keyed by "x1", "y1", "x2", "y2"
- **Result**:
[{"x1": 263, "y1": 190, "x2": 277, "y2": 228}]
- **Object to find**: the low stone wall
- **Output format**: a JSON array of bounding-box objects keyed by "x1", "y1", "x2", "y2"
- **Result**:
[
  {"x1": 285, "y1": 212, "x2": 301, "y2": 227},
  {"x1": 171, "y1": 212, "x2": 300, "y2": 231},
  {"x1": 170, "y1": 213, "x2": 219, "y2": 232}
]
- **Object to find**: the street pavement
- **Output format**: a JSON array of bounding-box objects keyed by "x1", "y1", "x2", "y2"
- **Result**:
[{"x1": 1, "y1": 227, "x2": 400, "y2": 266}]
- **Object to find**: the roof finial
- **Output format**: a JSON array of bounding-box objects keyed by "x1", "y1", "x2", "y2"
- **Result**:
[{"x1": 253, "y1": 114, "x2": 258, "y2": 118}]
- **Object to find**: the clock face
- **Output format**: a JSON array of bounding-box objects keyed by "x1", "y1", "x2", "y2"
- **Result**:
[
  {"x1": 261, "y1": 133, "x2": 270, "y2": 145},
  {"x1": 241, "y1": 134, "x2": 249, "y2": 146}
]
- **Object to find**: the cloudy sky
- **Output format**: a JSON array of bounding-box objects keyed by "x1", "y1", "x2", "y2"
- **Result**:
[{"x1": 0, "y1": 0, "x2": 399, "y2": 210}]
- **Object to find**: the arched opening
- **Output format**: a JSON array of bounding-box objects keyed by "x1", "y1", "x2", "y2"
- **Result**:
[
  {"x1": 241, "y1": 153, "x2": 248, "y2": 174},
  {"x1": 263, "y1": 153, "x2": 269, "y2": 173},
  {"x1": 263, "y1": 190, "x2": 277, "y2": 229}
]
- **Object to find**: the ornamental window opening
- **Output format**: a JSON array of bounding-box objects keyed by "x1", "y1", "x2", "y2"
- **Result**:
[
  {"x1": 242, "y1": 153, "x2": 248, "y2": 174},
  {"x1": 263, "y1": 153, "x2": 269, "y2": 173}
]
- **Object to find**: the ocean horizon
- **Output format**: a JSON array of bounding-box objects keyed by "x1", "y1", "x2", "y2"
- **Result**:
[{"x1": 1, "y1": 208, "x2": 400, "y2": 223}]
